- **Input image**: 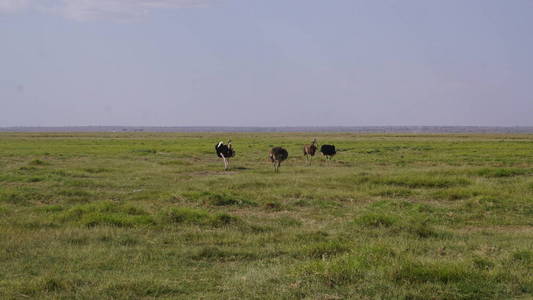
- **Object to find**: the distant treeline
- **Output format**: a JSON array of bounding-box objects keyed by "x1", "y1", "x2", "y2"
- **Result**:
[{"x1": 1, "y1": 126, "x2": 533, "y2": 133}]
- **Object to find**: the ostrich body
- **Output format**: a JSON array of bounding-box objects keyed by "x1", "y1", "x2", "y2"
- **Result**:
[
  {"x1": 320, "y1": 144, "x2": 336, "y2": 161},
  {"x1": 215, "y1": 140, "x2": 235, "y2": 170},
  {"x1": 269, "y1": 147, "x2": 288, "y2": 172},
  {"x1": 303, "y1": 138, "x2": 318, "y2": 165}
]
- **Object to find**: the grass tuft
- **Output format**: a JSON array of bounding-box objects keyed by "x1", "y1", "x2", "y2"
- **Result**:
[
  {"x1": 83, "y1": 167, "x2": 110, "y2": 173},
  {"x1": 379, "y1": 175, "x2": 471, "y2": 188},
  {"x1": 29, "y1": 159, "x2": 49, "y2": 166},
  {"x1": 131, "y1": 149, "x2": 157, "y2": 154},
  {"x1": 371, "y1": 187, "x2": 413, "y2": 198},
  {"x1": 36, "y1": 205, "x2": 64, "y2": 212},
  {"x1": 391, "y1": 259, "x2": 507, "y2": 297},
  {"x1": 105, "y1": 280, "x2": 185, "y2": 298},
  {"x1": 433, "y1": 188, "x2": 480, "y2": 200},
  {"x1": 191, "y1": 246, "x2": 257, "y2": 261},
  {"x1": 182, "y1": 191, "x2": 256, "y2": 206},
  {"x1": 163, "y1": 207, "x2": 239, "y2": 227},
  {"x1": 55, "y1": 201, "x2": 154, "y2": 227},
  {"x1": 512, "y1": 250, "x2": 532, "y2": 265},
  {"x1": 304, "y1": 240, "x2": 351, "y2": 259},
  {"x1": 472, "y1": 256, "x2": 495, "y2": 270},
  {"x1": 299, "y1": 254, "x2": 370, "y2": 287},
  {"x1": 356, "y1": 213, "x2": 397, "y2": 227},
  {"x1": 393, "y1": 260, "x2": 470, "y2": 283},
  {"x1": 473, "y1": 168, "x2": 531, "y2": 178}
]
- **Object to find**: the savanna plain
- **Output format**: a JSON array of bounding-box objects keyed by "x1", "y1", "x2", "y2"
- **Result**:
[{"x1": 0, "y1": 132, "x2": 532, "y2": 299}]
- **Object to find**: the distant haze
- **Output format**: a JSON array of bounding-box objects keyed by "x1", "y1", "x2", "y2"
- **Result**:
[
  {"x1": 3, "y1": 126, "x2": 533, "y2": 134},
  {"x1": 1, "y1": 0, "x2": 532, "y2": 127}
]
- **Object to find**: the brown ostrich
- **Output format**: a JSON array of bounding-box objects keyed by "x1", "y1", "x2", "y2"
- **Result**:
[
  {"x1": 269, "y1": 147, "x2": 288, "y2": 172},
  {"x1": 303, "y1": 138, "x2": 318, "y2": 165}
]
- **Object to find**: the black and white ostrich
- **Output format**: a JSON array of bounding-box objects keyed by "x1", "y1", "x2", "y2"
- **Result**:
[
  {"x1": 303, "y1": 138, "x2": 318, "y2": 165},
  {"x1": 320, "y1": 144, "x2": 336, "y2": 161},
  {"x1": 269, "y1": 147, "x2": 288, "y2": 172},
  {"x1": 215, "y1": 140, "x2": 235, "y2": 170}
]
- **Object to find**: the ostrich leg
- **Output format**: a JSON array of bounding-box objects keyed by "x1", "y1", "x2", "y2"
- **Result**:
[{"x1": 220, "y1": 153, "x2": 228, "y2": 170}]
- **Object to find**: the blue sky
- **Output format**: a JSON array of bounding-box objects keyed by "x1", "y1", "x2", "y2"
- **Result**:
[{"x1": 1, "y1": 0, "x2": 532, "y2": 126}]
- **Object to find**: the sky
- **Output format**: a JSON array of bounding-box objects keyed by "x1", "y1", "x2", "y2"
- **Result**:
[{"x1": 1, "y1": 0, "x2": 532, "y2": 127}]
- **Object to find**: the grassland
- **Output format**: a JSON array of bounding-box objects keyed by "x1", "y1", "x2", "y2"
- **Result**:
[{"x1": 0, "y1": 132, "x2": 532, "y2": 299}]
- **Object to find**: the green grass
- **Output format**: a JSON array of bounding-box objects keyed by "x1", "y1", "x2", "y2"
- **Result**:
[{"x1": 0, "y1": 132, "x2": 532, "y2": 299}]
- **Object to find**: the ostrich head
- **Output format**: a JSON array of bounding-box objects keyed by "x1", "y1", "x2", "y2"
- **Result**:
[
  {"x1": 312, "y1": 138, "x2": 317, "y2": 145},
  {"x1": 227, "y1": 139, "x2": 232, "y2": 148}
]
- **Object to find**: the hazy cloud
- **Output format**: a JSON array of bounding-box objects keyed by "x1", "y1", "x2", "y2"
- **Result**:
[
  {"x1": 0, "y1": 0, "x2": 29, "y2": 13},
  {"x1": 0, "y1": 0, "x2": 209, "y2": 21}
]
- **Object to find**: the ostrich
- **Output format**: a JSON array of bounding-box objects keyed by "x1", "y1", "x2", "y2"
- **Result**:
[
  {"x1": 269, "y1": 147, "x2": 288, "y2": 172},
  {"x1": 215, "y1": 140, "x2": 235, "y2": 170},
  {"x1": 320, "y1": 144, "x2": 336, "y2": 162},
  {"x1": 303, "y1": 138, "x2": 318, "y2": 165}
]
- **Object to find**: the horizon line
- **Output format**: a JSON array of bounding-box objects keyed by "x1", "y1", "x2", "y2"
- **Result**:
[
  {"x1": 2, "y1": 125, "x2": 533, "y2": 128},
  {"x1": 1, "y1": 125, "x2": 532, "y2": 134}
]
